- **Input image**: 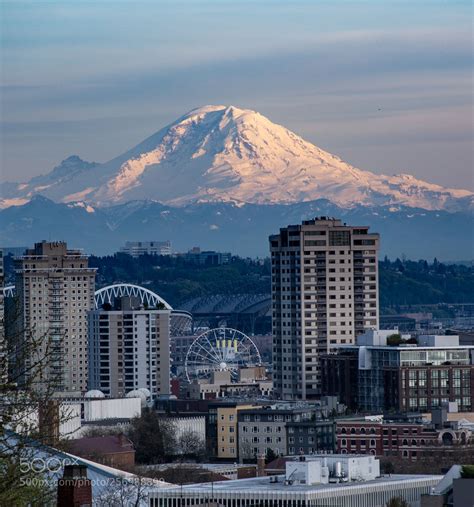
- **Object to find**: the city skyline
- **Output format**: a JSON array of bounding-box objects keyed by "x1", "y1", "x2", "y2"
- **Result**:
[{"x1": 2, "y1": 2, "x2": 473, "y2": 504}]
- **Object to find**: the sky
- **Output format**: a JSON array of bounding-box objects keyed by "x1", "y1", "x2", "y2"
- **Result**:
[{"x1": 1, "y1": 0, "x2": 473, "y2": 190}]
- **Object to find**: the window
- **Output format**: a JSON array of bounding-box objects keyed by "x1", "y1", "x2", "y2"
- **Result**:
[{"x1": 329, "y1": 231, "x2": 350, "y2": 246}]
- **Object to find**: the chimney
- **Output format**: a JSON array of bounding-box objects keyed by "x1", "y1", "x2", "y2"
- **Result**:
[
  {"x1": 118, "y1": 432, "x2": 128, "y2": 448},
  {"x1": 38, "y1": 399, "x2": 60, "y2": 446},
  {"x1": 257, "y1": 453, "x2": 266, "y2": 477},
  {"x1": 57, "y1": 465, "x2": 92, "y2": 507}
]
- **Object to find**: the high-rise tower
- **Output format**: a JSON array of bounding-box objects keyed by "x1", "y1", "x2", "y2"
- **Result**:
[
  {"x1": 0, "y1": 250, "x2": 6, "y2": 385},
  {"x1": 13, "y1": 241, "x2": 96, "y2": 393},
  {"x1": 270, "y1": 217, "x2": 379, "y2": 400},
  {"x1": 88, "y1": 296, "x2": 171, "y2": 399}
]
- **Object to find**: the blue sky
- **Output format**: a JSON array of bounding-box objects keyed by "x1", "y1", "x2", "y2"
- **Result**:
[{"x1": 1, "y1": 0, "x2": 473, "y2": 189}]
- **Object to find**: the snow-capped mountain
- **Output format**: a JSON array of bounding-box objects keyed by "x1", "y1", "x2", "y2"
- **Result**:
[{"x1": 1, "y1": 105, "x2": 472, "y2": 211}]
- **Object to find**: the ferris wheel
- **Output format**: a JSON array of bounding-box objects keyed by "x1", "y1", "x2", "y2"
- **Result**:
[{"x1": 185, "y1": 327, "x2": 262, "y2": 383}]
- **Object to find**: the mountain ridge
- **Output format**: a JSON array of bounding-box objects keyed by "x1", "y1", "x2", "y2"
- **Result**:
[
  {"x1": 1, "y1": 195, "x2": 472, "y2": 260},
  {"x1": 1, "y1": 105, "x2": 472, "y2": 212}
]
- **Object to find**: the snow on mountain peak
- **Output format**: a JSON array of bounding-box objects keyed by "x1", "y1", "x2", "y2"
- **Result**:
[{"x1": 1, "y1": 105, "x2": 472, "y2": 212}]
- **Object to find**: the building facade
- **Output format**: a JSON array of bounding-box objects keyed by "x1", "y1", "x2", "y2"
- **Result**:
[
  {"x1": 149, "y1": 457, "x2": 441, "y2": 507},
  {"x1": 0, "y1": 250, "x2": 6, "y2": 384},
  {"x1": 170, "y1": 334, "x2": 196, "y2": 377},
  {"x1": 206, "y1": 401, "x2": 259, "y2": 460},
  {"x1": 215, "y1": 403, "x2": 256, "y2": 460},
  {"x1": 12, "y1": 241, "x2": 96, "y2": 393},
  {"x1": 321, "y1": 334, "x2": 474, "y2": 413},
  {"x1": 185, "y1": 368, "x2": 273, "y2": 400},
  {"x1": 320, "y1": 349, "x2": 359, "y2": 410},
  {"x1": 120, "y1": 241, "x2": 172, "y2": 257},
  {"x1": 270, "y1": 217, "x2": 379, "y2": 400},
  {"x1": 238, "y1": 406, "x2": 315, "y2": 460},
  {"x1": 336, "y1": 415, "x2": 474, "y2": 462},
  {"x1": 88, "y1": 296, "x2": 171, "y2": 399},
  {"x1": 286, "y1": 421, "x2": 335, "y2": 456},
  {"x1": 182, "y1": 247, "x2": 231, "y2": 265}
]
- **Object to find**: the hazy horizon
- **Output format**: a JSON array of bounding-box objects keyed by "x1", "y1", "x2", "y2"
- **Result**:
[{"x1": 1, "y1": 0, "x2": 473, "y2": 190}]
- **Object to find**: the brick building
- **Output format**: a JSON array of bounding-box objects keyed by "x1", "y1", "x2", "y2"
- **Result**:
[
  {"x1": 69, "y1": 434, "x2": 135, "y2": 470},
  {"x1": 336, "y1": 412, "x2": 474, "y2": 461},
  {"x1": 321, "y1": 332, "x2": 474, "y2": 413}
]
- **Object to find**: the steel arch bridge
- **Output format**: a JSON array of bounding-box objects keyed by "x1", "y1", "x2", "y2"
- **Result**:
[{"x1": 94, "y1": 283, "x2": 173, "y2": 310}]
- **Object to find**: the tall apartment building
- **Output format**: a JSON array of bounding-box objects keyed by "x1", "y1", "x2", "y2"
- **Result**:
[
  {"x1": 270, "y1": 217, "x2": 379, "y2": 400},
  {"x1": 0, "y1": 250, "x2": 6, "y2": 385},
  {"x1": 13, "y1": 241, "x2": 96, "y2": 393},
  {"x1": 120, "y1": 241, "x2": 172, "y2": 257},
  {"x1": 88, "y1": 296, "x2": 171, "y2": 399}
]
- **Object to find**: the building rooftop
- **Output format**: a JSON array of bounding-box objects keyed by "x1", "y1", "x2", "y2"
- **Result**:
[
  {"x1": 337, "y1": 344, "x2": 474, "y2": 351},
  {"x1": 151, "y1": 473, "x2": 442, "y2": 495},
  {"x1": 69, "y1": 435, "x2": 134, "y2": 456},
  {"x1": 238, "y1": 406, "x2": 314, "y2": 415}
]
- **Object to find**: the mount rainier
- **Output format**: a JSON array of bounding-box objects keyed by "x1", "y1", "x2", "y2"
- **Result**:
[
  {"x1": 1, "y1": 105, "x2": 472, "y2": 211},
  {"x1": 1, "y1": 105, "x2": 472, "y2": 258}
]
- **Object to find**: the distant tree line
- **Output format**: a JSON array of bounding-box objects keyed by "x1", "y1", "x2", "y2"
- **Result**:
[
  {"x1": 4, "y1": 253, "x2": 473, "y2": 310},
  {"x1": 88, "y1": 254, "x2": 474, "y2": 309}
]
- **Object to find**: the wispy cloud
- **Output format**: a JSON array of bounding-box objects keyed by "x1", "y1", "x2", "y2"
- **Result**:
[{"x1": 1, "y1": 0, "x2": 472, "y2": 190}]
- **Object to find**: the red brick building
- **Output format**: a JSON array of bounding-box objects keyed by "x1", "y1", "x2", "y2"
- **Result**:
[
  {"x1": 336, "y1": 416, "x2": 474, "y2": 461},
  {"x1": 69, "y1": 434, "x2": 135, "y2": 470}
]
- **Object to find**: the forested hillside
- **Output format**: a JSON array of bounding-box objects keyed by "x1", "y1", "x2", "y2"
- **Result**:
[
  {"x1": 89, "y1": 254, "x2": 272, "y2": 306},
  {"x1": 89, "y1": 255, "x2": 474, "y2": 311},
  {"x1": 378, "y1": 257, "x2": 474, "y2": 310},
  {"x1": 4, "y1": 254, "x2": 473, "y2": 311}
]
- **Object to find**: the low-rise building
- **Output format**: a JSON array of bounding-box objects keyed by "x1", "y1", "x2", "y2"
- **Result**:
[
  {"x1": 336, "y1": 409, "x2": 474, "y2": 462},
  {"x1": 69, "y1": 434, "x2": 135, "y2": 470},
  {"x1": 286, "y1": 420, "x2": 335, "y2": 456},
  {"x1": 181, "y1": 247, "x2": 231, "y2": 265},
  {"x1": 321, "y1": 330, "x2": 474, "y2": 413},
  {"x1": 82, "y1": 395, "x2": 142, "y2": 422},
  {"x1": 184, "y1": 368, "x2": 273, "y2": 400},
  {"x1": 120, "y1": 240, "x2": 172, "y2": 257},
  {"x1": 148, "y1": 455, "x2": 442, "y2": 507},
  {"x1": 238, "y1": 405, "x2": 315, "y2": 460},
  {"x1": 208, "y1": 401, "x2": 259, "y2": 460}
]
